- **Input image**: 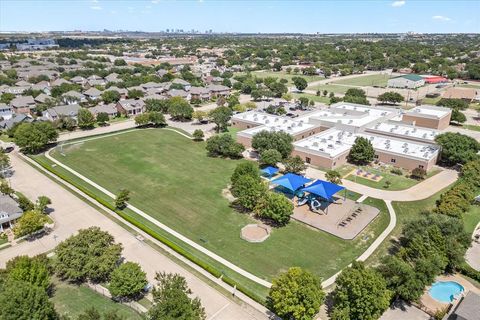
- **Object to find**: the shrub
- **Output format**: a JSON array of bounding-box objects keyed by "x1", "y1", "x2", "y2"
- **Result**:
[
  {"x1": 115, "y1": 189, "x2": 130, "y2": 209},
  {"x1": 255, "y1": 192, "x2": 293, "y2": 226},
  {"x1": 390, "y1": 168, "x2": 403, "y2": 175},
  {"x1": 232, "y1": 175, "x2": 268, "y2": 210},
  {"x1": 205, "y1": 134, "x2": 244, "y2": 158},
  {"x1": 411, "y1": 167, "x2": 426, "y2": 180},
  {"x1": 283, "y1": 155, "x2": 306, "y2": 174},
  {"x1": 192, "y1": 129, "x2": 204, "y2": 141},
  {"x1": 260, "y1": 149, "x2": 282, "y2": 167},
  {"x1": 230, "y1": 162, "x2": 260, "y2": 189}
]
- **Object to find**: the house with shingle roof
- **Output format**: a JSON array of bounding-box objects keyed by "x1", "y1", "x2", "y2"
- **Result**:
[
  {"x1": 34, "y1": 93, "x2": 52, "y2": 104},
  {"x1": 116, "y1": 99, "x2": 145, "y2": 116},
  {"x1": 83, "y1": 87, "x2": 102, "y2": 100},
  {"x1": 448, "y1": 291, "x2": 480, "y2": 320},
  {"x1": 189, "y1": 86, "x2": 210, "y2": 101},
  {"x1": 89, "y1": 103, "x2": 118, "y2": 118},
  {"x1": 206, "y1": 84, "x2": 231, "y2": 97},
  {"x1": 10, "y1": 96, "x2": 36, "y2": 114},
  {"x1": 0, "y1": 114, "x2": 32, "y2": 130},
  {"x1": 0, "y1": 194, "x2": 23, "y2": 232},
  {"x1": 43, "y1": 104, "x2": 81, "y2": 121},
  {"x1": 62, "y1": 90, "x2": 86, "y2": 104}
]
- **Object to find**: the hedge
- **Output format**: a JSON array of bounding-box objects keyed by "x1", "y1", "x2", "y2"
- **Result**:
[
  {"x1": 458, "y1": 263, "x2": 480, "y2": 283},
  {"x1": 31, "y1": 156, "x2": 268, "y2": 306}
]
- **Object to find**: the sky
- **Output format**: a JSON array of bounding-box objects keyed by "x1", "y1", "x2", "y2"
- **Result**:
[{"x1": 0, "y1": 0, "x2": 479, "y2": 33}]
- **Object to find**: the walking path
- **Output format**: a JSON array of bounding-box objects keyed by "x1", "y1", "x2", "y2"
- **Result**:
[
  {"x1": 321, "y1": 199, "x2": 396, "y2": 288},
  {"x1": 0, "y1": 151, "x2": 271, "y2": 320},
  {"x1": 306, "y1": 167, "x2": 458, "y2": 202}
]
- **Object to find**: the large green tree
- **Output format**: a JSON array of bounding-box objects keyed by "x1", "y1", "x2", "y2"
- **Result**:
[
  {"x1": 232, "y1": 175, "x2": 268, "y2": 210},
  {"x1": 435, "y1": 132, "x2": 480, "y2": 166},
  {"x1": 14, "y1": 122, "x2": 58, "y2": 154},
  {"x1": 168, "y1": 97, "x2": 193, "y2": 121},
  {"x1": 205, "y1": 134, "x2": 244, "y2": 158},
  {"x1": 13, "y1": 211, "x2": 48, "y2": 237},
  {"x1": 209, "y1": 106, "x2": 232, "y2": 132},
  {"x1": 292, "y1": 76, "x2": 308, "y2": 91},
  {"x1": 347, "y1": 137, "x2": 375, "y2": 165},
  {"x1": 54, "y1": 227, "x2": 123, "y2": 283},
  {"x1": 255, "y1": 192, "x2": 294, "y2": 226},
  {"x1": 148, "y1": 272, "x2": 205, "y2": 320},
  {"x1": 77, "y1": 108, "x2": 96, "y2": 129},
  {"x1": 252, "y1": 130, "x2": 293, "y2": 159},
  {"x1": 5, "y1": 255, "x2": 51, "y2": 291},
  {"x1": 109, "y1": 262, "x2": 147, "y2": 300},
  {"x1": 331, "y1": 262, "x2": 392, "y2": 320},
  {"x1": 377, "y1": 91, "x2": 404, "y2": 105},
  {"x1": 268, "y1": 267, "x2": 325, "y2": 320},
  {"x1": 230, "y1": 162, "x2": 261, "y2": 187}
]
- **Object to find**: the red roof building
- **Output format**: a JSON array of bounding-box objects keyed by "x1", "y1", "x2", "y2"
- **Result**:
[{"x1": 423, "y1": 76, "x2": 448, "y2": 84}]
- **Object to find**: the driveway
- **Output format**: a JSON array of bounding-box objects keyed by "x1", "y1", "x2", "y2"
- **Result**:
[
  {"x1": 380, "y1": 301, "x2": 430, "y2": 320},
  {"x1": 306, "y1": 167, "x2": 458, "y2": 202},
  {"x1": 0, "y1": 152, "x2": 270, "y2": 320}
]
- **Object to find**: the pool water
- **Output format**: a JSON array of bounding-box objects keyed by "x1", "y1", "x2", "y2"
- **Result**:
[{"x1": 429, "y1": 281, "x2": 464, "y2": 303}]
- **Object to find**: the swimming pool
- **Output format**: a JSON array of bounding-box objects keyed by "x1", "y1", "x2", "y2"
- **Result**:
[{"x1": 429, "y1": 281, "x2": 464, "y2": 303}]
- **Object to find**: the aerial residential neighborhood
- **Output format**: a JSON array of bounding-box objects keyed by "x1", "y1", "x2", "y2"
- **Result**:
[{"x1": 0, "y1": 1, "x2": 479, "y2": 320}]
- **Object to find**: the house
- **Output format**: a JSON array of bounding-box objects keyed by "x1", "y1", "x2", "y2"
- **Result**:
[
  {"x1": 50, "y1": 78, "x2": 71, "y2": 87},
  {"x1": 0, "y1": 194, "x2": 23, "y2": 232},
  {"x1": 206, "y1": 84, "x2": 231, "y2": 97},
  {"x1": 167, "y1": 89, "x2": 190, "y2": 99},
  {"x1": 43, "y1": 104, "x2": 81, "y2": 121},
  {"x1": 189, "y1": 86, "x2": 210, "y2": 101},
  {"x1": 105, "y1": 87, "x2": 128, "y2": 100},
  {"x1": 31, "y1": 81, "x2": 51, "y2": 94},
  {"x1": 0, "y1": 103, "x2": 12, "y2": 120},
  {"x1": 105, "y1": 73, "x2": 119, "y2": 83},
  {"x1": 15, "y1": 80, "x2": 31, "y2": 87},
  {"x1": 62, "y1": 90, "x2": 86, "y2": 104},
  {"x1": 89, "y1": 103, "x2": 118, "y2": 118},
  {"x1": 34, "y1": 93, "x2": 52, "y2": 104},
  {"x1": 116, "y1": 99, "x2": 145, "y2": 116},
  {"x1": 141, "y1": 82, "x2": 164, "y2": 91},
  {"x1": 172, "y1": 78, "x2": 191, "y2": 91},
  {"x1": 70, "y1": 76, "x2": 87, "y2": 86},
  {"x1": 2, "y1": 86, "x2": 30, "y2": 95},
  {"x1": 443, "y1": 87, "x2": 478, "y2": 102},
  {"x1": 10, "y1": 96, "x2": 36, "y2": 114},
  {"x1": 447, "y1": 291, "x2": 480, "y2": 320},
  {"x1": 83, "y1": 87, "x2": 102, "y2": 100},
  {"x1": 0, "y1": 114, "x2": 32, "y2": 130},
  {"x1": 156, "y1": 69, "x2": 168, "y2": 77},
  {"x1": 387, "y1": 74, "x2": 425, "y2": 89}
]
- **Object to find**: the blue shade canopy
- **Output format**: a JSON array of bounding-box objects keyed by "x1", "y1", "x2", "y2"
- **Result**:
[
  {"x1": 301, "y1": 179, "x2": 345, "y2": 201},
  {"x1": 271, "y1": 173, "x2": 312, "y2": 192},
  {"x1": 261, "y1": 166, "x2": 279, "y2": 176}
]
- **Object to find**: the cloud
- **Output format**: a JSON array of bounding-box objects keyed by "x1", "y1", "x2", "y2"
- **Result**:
[
  {"x1": 391, "y1": 1, "x2": 405, "y2": 7},
  {"x1": 151, "y1": 0, "x2": 160, "y2": 3},
  {"x1": 432, "y1": 15, "x2": 451, "y2": 21},
  {"x1": 90, "y1": 5, "x2": 102, "y2": 10}
]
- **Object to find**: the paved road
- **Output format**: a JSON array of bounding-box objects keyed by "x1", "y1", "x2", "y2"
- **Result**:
[
  {"x1": 466, "y1": 222, "x2": 480, "y2": 271},
  {"x1": 306, "y1": 167, "x2": 458, "y2": 202},
  {"x1": 0, "y1": 152, "x2": 270, "y2": 320}
]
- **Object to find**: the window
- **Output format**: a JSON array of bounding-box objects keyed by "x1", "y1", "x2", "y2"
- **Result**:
[
  {"x1": 305, "y1": 157, "x2": 311, "y2": 164},
  {"x1": 419, "y1": 165, "x2": 424, "y2": 169},
  {"x1": 247, "y1": 125, "x2": 250, "y2": 129},
  {"x1": 374, "y1": 154, "x2": 379, "y2": 159},
  {"x1": 391, "y1": 158, "x2": 396, "y2": 163}
]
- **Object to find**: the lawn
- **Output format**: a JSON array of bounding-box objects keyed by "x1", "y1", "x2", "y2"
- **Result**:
[
  {"x1": 51, "y1": 278, "x2": 143, "y2": 319},
  {"x1": 332, "y1": 74, "x2": 391, "y2": 87},
  {"x1": 307, "y1": 83, "x2": 351, "y2": 94},
  {"x1": 250, "y1": 70, "x2": 324, "y2": 85},
  {"x1": 422, "y1": 96, "x2": 442, "y2": 105},
  {"x1": 45, "y1": 129, "x2": 389, "y2": 293},
  {"x1": 342, "y1": 165, "x2": 440, "y2": 191},
  {"x1": 464, "y1": 204, "x2": 480, "y2": 235},
  {"x1": 292, "y1": 93, "x2": 330, "y2": 104},
  {"x1": 463, "y1": 124, "x2": 480, "y2": 132}
]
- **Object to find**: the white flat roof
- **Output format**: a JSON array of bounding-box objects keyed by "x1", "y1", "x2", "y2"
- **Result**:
[
  {"x1": 407, "y1": 105, "x2": 451, "y2": 118},
  {"x1": 294, "y1": 128, "x2": 439, "y2": 160},
  {"x1": 367, "y1": 122, "x2": 439, "y2": 141},
  {"x1": 235, "y1": 111, "x2": 317, "y2": 136}
]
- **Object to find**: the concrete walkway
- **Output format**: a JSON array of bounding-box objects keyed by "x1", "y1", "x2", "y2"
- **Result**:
[
  {"x1": 306, "y1": 167, "x2": 458, "y2": 202},
  {"x1": 321, "y1": 199, "x2": 396, "y2": 288},
  {"x1": 0, "y1": 151, "x2": 271, "y2": 320},
  {"x1": 466, "y1": 222, "x2": 480, "y2": 271}
]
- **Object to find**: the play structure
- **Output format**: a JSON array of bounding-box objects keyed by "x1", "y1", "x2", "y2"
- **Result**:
[
  {"x1": 261, "y1": 166, "x2": 279, "y2": 179},
  {"x1": 296, "y1": 179, "x2": 346, "y2": 214},
  {"x1": 270, "y1": 173, "x2": 312, "y2": 194}
]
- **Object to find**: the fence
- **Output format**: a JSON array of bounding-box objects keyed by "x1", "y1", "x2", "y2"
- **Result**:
[{"x1": 86, "y1": 282, "x2": 148, "y2": 314}]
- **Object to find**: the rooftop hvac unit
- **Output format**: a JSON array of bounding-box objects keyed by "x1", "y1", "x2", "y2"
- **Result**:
[
  {"x1": 403, "y1": 148, "x2": 409, "y2": 153},
  {"x1": 328, "y1": 144, "x2": 334, "y2": 148},
  {"x1": 412, "y1": 128, "x2": 417, "y2": 133},
  {"x1": 319, "y1": 148, "x2": 325, "y2": 152},
  {"x1": 390, "y1": 128, "x2": 395, "y2": 132},
  {"x1": 291, "y1": 122, "x2": 296, "y2": 127},
  {"x1": 313, "y1": 142, "x2": 319, "y2": 147},
  {"x1": 265, "y1": 119, "x2": 270, "y2": 124},
  {"x1": 274, "y1": 118, "x2": 279, "y2": 122},
  {"x1": 370, "y1": 136, "x2": 375, "y2": 141},
  {"x1": 405, "y1": 131, "x2": 409, "y2": 135},
  {"x1": 423, "y1": 152, "x2": 429, "y2": 157},
  {"x1": 348, "y1": 120, "x2": 353, "y2": 124},
  {"x1": 263, "y1": 115, "x2": 267, "y2": 119},
  {"x1": 321, "y1": 138, "x2": 327, "y2": 142},
  {"x1": 336, "y1": 140, "x2": 342, "y2": 144},
  {"x1": 253, "y1": 117, "x2": 258, "y2": 121},
  {"x1": 328, "y1": 135, "x2": 333, "y2": 140}
]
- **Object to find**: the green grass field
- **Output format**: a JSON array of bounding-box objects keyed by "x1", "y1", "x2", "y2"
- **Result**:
[
  {"x1": 250, "y1": 70, "x2": 324, "y2": 85},
  {"x1": 343, "y1": 165, "x2": 441, "y2": 191},
  {"x1": 332, "y1": 74, "x2": 391, "y2": 87},
  {"x1": 292, "y1": 93, "x2": 330, "y2": 104},
  {"x1": 307, "y1": 83, "x2": 351, "y2": 94},
  {"x1": 45, "y1": 129, "x2": 389, "y2": 293},
  {"x1": 51, "y1": 279, "x2": 143, "y2": 319}
]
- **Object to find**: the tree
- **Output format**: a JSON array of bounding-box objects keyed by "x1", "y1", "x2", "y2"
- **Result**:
[
  {"x1": 115, "y1": 189, "x2": 130, "y2": 209},
  {"x1": 377, "y1": 91, "x2": 404, "y2": 105},
  {"x1": 411, "y1": 167, "x2": 426, "y2": 180},
  {"x1": 268, "y1": 267, "x2": 325, "y2": 320},
  {"x1": 168, "y1": 97, "x2": 193, "y2": 121},
  {"x1": 292, "y1": 76, "x2": 308, "y2": 92},
  {"x1": 96, "y1": 112, "x2": 109, "y2": 125},
  {"x1": 5, "y1": 255, "x2": 51, "y2": 290},
  {"x1": 148, "y1": 272, "x2": 206, "y2": 320},
  {"x1": 450, "y1": 108, "x2": 466, "y2": 124},
  {"x1": 323, "y1": 90, "x2": 328, "y2": 97},
  {"x1": 209, "y1": 107, "x2": 232, "y2": 133},
  {"x1": 0, "y1": 180, "x2": 13, "y2": 195},
  {"x1": 109, "y1": 262, "x2": 147, "y2": 300},
  {"x1": 252, "y1": 131, "x2": 293, "y2": 159},
  {"x1": 0, "y1": 150, "x2": 10, "y2": 177},
  {"x1": 192, "y1": 110, "x2": 208, "y2": 123},
  {"x1": 0, "y1": 280, "x2": 58, "y2": 320},
  {"x1": 347, "y1": 137, "x2": 375, "y2": 165},
  {"x1": 232, "y1": 175, "x2": 268, "y2": 210},
  {"x1": 101, "y1": 90, "x2": 121, "y2": 104},
  {"x1": 145, "y1": 98, "x2": 169, "y2": 113},
  {"x1": 255, "y1": 192, "x2": 293, "y2": 225},
  {"x1": 343, "y1": 88, "x2": 369, "y2": 105},
  {"x1": 283, "y1": 155, "x2": 307, "y2": 174},
  {"x1": 114, "y1": 59, "x2": 127, "y2": 66},
  {"x1": 260, "y1": 149, "x2": 282, "y2": 167},
  {"x1": 54, "y1": 227, "x2": 122, "y2": 283},
  {"x1": 148, "y1": 111, "x2": 166, "y2": 127},
  {"x1": 230, "y1": 161, "x2": 261, "y2": 188},
  {"x1": 192, "y1": 129, "x2": 204, "y2": 141},
  {"x1": 435, "y1": 132, "x2": 480, "y2": 166},
  {"x1": 134, "y1": 113, "x2": 149, "y2": 127},
  {"x1": 205, "y1": 134, "x2": 244, "y2": 158},
  {"x1": 437, "y1": 98, "x2": 469, "y2": 110},
  {"x1": 77, "y1": 108, "x2": 96, "y2": 129},
  {"x1": 13, "y1": 211, "x2": 48, "y2": 237},
  {"x1": 127, "y1": 89, "x2": 144, "y2": 99},
  {"x1": 325, "y1": 170, "x2": 342, "y2": 185},
  {"x1": 331, "y1": 262, "x2": 392, "y2": 320},
  {"x1": 14, "y1": 122, "x2": 58, "y2": 154},
  {"x1": 0, "y1": 92, "x2": 15, "y2": 104},
  {"x1": 17, "y1": 193, "x2": 34, "y2": 211},
  {"x1": 35, "y1": 196, "x2": 51, "y2": 213},
  {"x1": 77, "y1": 307, "x2": 101, "y2": 320}
]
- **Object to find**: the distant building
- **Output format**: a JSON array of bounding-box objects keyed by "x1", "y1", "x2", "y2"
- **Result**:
[
  {"x1": 43, "y1": 104, "x2": 81, "y2": 121},
  {"x1": 387, "y1": 74, "x2": 425, "y2": 89},
  {"x1": 443, "y1": 87, "x2": 479, "y2": 102},
  {"x1": 16, "y1": 39, "x2": 59, "y2": 51},
  {"x1": 447, "y1": 291, "x2": 480, "y2": 320},
  {"x1": 0, "y1": 194, "x2": 23, "y2": 232}
]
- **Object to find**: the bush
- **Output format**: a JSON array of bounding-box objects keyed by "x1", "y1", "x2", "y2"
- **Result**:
[
  {"x1": 411, "y1": 167, "x2": 426, "y2": 180},
  {"x1": 390, "y1": 168, "x2": 403, "y2": 175},
  {"x1": 109, "y1": 262, "x2": 148, "y2": 300},
  {"x1": 232, "y1": 175, "x2": 268, "y2": 210},
  {"x1": 260, "y1": 149, "x2": 282, "y2": 167},
  {"x1": 252, "y1": 131, "x2": 293, "y2": 159},
  {"x1": 283, "y1": 155, "x2": 306, "y2": 174},
  {"x1": 13, "y1": 210, "x2": 48, "y2": 237},
  {"x1": 205, "y1": 134, "x2": 244, "y2": 158},
  {"x1": 192, "y1": 129, "x2": 204, "y2": 141},
  {"x1": 230, "y1": 162, "x2": 260, "y2": 188},
  {"x1": 115, "y1": 189, "x2": 130, "y2": 209},
  {"x1": 255, "y1": 192, "x2": 293, "y2": 226}
]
